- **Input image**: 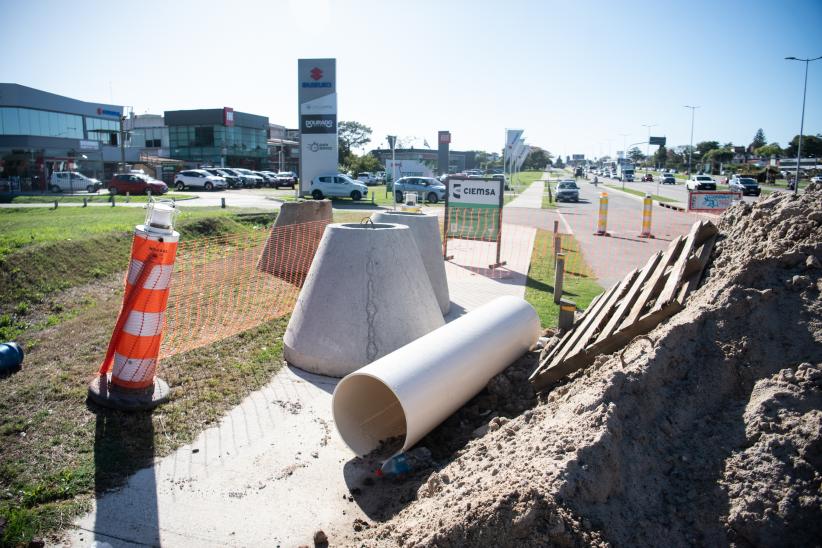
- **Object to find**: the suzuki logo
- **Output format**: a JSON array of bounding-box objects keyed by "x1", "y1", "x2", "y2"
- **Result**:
[{"x1": 310, "y1": 67, "x2": 323, "y2": 81}]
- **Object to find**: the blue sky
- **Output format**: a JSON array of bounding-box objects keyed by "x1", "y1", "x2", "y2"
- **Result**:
[{"x1": 1, "y1": 0, "x2": 820, "y2": 159}]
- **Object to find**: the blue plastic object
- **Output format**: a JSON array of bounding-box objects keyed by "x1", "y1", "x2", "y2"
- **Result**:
[
  {"x1": 0, "y1": 342, "x2": 24, "y2": 374},
  {"x1": 378, "y1": 454, "x2": 411, "y2": 478}
]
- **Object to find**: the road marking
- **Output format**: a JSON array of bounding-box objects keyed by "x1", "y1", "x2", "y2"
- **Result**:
[{"x1": 556, "y1": 208, "x2": 574, "y2": 235}]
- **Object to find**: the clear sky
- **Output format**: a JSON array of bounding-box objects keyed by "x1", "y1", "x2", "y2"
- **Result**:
[{"x1": 1, "y1": 0, "x2": 820, "y2": 159}]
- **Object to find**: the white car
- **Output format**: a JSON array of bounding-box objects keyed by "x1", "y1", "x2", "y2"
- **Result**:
[
  {"x1": 174, "y1": 169, "x2": 227, "y2": 191},
  {"x1": 309, "y1": 174, "x2": 369, "y2": 201},
  {"x1": 357, "y1": 172, "x2": 377, "y2": 186},
  {"x1": 49, "y1": 171, "x2": 103, "y2": 193},
  {"x1": 686, "y1": 175, "x2": 717, "y2": 191}
]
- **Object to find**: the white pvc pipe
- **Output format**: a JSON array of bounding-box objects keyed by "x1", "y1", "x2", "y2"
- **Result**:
[{"x1": 332, "y1": 296, "x2": 540, "y2": 456}]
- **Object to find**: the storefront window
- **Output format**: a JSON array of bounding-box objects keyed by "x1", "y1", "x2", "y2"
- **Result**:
[{"x1": 0, "y1": 108, "x2": 84, "y2": 139}]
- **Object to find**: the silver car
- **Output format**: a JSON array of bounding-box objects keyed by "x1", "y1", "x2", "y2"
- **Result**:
[
  {"x1": 556, "y1": 180, "x2": 580, "y2": 202},
  {"x1": 393, "y1": 177, "x2": 447, "y2": 204}
]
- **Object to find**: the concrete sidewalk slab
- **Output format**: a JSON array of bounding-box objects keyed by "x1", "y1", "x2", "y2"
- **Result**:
[
  {"x1": 506, "y1": 179, "x2": 544, "y2": 209},
  {"x1": 67, "y1": 222, "x2": 540, "y2": 547}
]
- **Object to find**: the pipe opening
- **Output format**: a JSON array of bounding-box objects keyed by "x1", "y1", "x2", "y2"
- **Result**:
[{"x1": 332, "y1": 374, "x2": 407, "y2": 456}]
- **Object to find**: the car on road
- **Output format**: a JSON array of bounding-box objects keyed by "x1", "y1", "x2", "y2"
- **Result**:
[
  {"x1": 309, "y1": 174, "x2": 369, "y2": 201},
  {"x1": 660, "y1": 173, "x2": 676, "y2": 185},
  {"x1": 356, "y1": 172, "x2": 377, "y2": 186},
  {"x1": 392, "y1": 176, "x2": 447, "y2": 204},
  {"x1": 490, "y1": 173, "x2": 512, "y2": 190},
  {"x1": 641, "y1": 173, "x2": 653, "y2": 182},
  {"x1": 275, "y1": 171, "x2": 298, "y2": 188},
  {"x1": 686, "y1": 175, "x2": 717, "y2": 191},
  {"x1": 556, "y1": 180, "x2": 580, "y2": 202},
  {"x1": 49, "y1": 171, "x2": 103, "y2": 193},
  {"x1": 107, "y1": 173, "x2": 168, "y2": 195},
  {"x1": 810, "y1": 175, "x2": 822, "y2": 184},
  {"x1": 203, "y1": 168, "x2": 242, "y2": 188},
  {"x1": 174, "y1": 169, "x2": 227, "y2": 191},
  {"x1": 728, "y1": 176, "x2": 761, "y2": 196}
]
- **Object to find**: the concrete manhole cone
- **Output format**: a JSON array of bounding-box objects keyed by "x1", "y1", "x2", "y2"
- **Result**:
[
  {"x1": 371, "y1": 211, "x2": 450, "y2": 315},
  {"x1": 284, "y1": 222, "x2": 445, "y2": 377},
  {"x1": 258, "y1": 200, "x2": 332, "y2": 284}
]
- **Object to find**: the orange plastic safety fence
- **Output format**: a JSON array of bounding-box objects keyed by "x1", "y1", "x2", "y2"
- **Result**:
[{"x1": 159, "y1": 219, "x2": 329, "y2": 360}]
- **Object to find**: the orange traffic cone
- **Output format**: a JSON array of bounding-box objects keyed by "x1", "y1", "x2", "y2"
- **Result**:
[{"x1": 88, "y1": 200, "x2": 179, "y2": 410}]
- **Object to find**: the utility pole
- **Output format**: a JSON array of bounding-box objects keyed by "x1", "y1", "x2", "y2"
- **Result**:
[
  {"x1": 120, "y1": 115, "x2": 127, "y2": 174},
  {"x1": 684, "y1": 106, "x2": 699, "y2": 176},
  {"x1": 785, "y1": 55, "x2": 821, "y2": 194}
]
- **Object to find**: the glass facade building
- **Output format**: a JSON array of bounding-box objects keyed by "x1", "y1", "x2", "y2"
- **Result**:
[
  {"x1": 165, "y1": 108, "x2": 269, "y2": 168},
  {"x1": 0, "y1": 83, "x2": 133, "y2": 191}
]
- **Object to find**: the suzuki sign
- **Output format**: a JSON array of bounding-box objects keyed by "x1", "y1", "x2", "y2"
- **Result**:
[{"x1": 298, "y1": 59, "x2": 337, "y2": 194}]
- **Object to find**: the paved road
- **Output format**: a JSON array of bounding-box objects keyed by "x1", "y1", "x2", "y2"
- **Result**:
[{"x1": 594, "y1": 175, "x2": 765, "y2": 205}]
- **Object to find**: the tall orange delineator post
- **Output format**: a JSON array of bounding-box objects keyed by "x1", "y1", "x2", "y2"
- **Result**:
[
  {"x1": 640, "y1": 193, "x2": 655, "y2": 238},
  {"x1": 595, "y1": 192, "x2": 610, "y2": 236},
  {"x1": 88, "y1": 201, "x2": 179, "y2": 410}
]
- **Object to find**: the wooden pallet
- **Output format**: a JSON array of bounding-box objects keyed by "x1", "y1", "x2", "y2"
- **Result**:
[{"x1": 529, "y1": 220, "x2": 718, "y2": 391}]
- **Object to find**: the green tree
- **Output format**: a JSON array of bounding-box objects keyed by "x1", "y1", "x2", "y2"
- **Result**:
[
  {"x1": 755, "y1": 143, "x2": 783, "y2": 159},
  {"x1": 784, "y1": 134, "x2": 822, "y2": 158},
  {"x1": 338, "y1": 121, "x2": 373, "y2": 164},
  {"x1": 696, "y1": 141, "x2": 720, "y2": 156},
  {"x1": 751, "y1": 129, "x2": 767, "y2": 150},
  {"x1": 346, "y1": 152, "x2": 383, "y2": 175},
  {"x1": 522, "y1": 148, "x2": 549, "y2": 170},
  {"x1": 654, "y1": 145, "x2": 667, "y2": 168},
  {"x1": 627, "y1": 147, "x2": 644, "y2": 163},
  {"x1": 554, "y1": 155, "x2": 564, "y2": 168},
  {"x1": 703, "y1": 147, "x2": 734, "y2": 174}
]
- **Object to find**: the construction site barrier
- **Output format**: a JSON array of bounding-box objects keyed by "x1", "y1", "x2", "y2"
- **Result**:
[
  {"x1": 640, "y1": 193, "x2": 654, "y2": 238},
  {"x1": 596, "y1": 192, "x2": 609, "y2": 236}
]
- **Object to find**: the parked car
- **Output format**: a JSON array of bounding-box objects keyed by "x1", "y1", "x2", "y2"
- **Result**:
[
  {"x1": 728, "y1": 176, "x2": 761, "y2": 196},
  {"x1": 174, "y1": 169, "x2": 227, "y2": 191},
  {"x1": 357, "y1": 172, "x2": 377, "y2": 186},
  {"x1": 254, "y1": 171, "x2": 277, "y2": 186},
  {"x1": 107, "y1": 173, "x2": 168, "y2": 195},
  {"x1": 641, "y1": 173, "x2": 653, "y2": 182},
  {"x1": 489, "y1": 173, "x2": 511, "y2": 190},
  {"x1": 309, "y1": 174, "x2": 368, "y2": 200},
  {"x1": 49, "y1": 171, "x2": 103, "y2": 193},
  {"x1": 274, "y1": 171, "x2": 298, "y2": 188},
  {"x1": 233, "y1": 168, "x2": 264, "y2": 188},
  {"x1": 203, "y1": 168, "x2": 242, "y2": 188},
  {"x1": 686, "y1": 175, "x2": 717, "y2": 191},
  {"x1": 556, "y1": 180, "x2": 580, "y2": 202},
  {"x1": 392, "y1": 177, "x2": 447, "y2": 203},
  {"x1": 810, "y1": 175, "x2": 822, "y2": 184},
  {"x1": 660, "y1": 173, "x2": 676, "y2": 185}
]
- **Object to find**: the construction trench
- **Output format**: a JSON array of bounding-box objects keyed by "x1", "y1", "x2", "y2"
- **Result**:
[{"x1": 331, "y1": 185, "x2": 822, "y2": 546}]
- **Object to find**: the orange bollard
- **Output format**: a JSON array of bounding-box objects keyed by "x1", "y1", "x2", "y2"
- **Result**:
[{"x1": 88, "y1": 200, "x2": 179, "y2": 410}]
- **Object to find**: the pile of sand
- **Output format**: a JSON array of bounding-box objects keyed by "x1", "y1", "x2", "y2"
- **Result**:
[{"x1": 345, "y1": 185, "x2": 822, "y2": 547}]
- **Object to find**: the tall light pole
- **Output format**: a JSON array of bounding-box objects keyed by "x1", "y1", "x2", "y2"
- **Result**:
[
  {"x1": 785, "y1": 55, "x2": 821, "y2": 194},
  {"x1": 642, "y1": 123, "x2": 657, "y2": 171},
  {"x1": 683, "y1": 105, "x2": 699, "y2": 176}
]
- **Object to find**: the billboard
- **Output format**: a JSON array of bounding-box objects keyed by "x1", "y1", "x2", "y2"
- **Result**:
[
  {"x1": 298, "y1": 59, "x2": 337, "y2": 195},
  {"x1": 438, "y1": 131, "x2": 450, "y2": 174},
  {"x1": 445, "y1": 177, "x2": 504, "y2": 241},
  {"x1": 572, "y1": 154, "x2": 585, "y2": 161},
  {"x1": 649, "y1": 136, "x2": 666, "y2": 146}
]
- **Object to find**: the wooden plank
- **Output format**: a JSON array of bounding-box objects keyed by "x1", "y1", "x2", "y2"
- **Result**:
[
  {"x1": 548, "y1": 282, "x2": 621, "y2": 367},
  {"x1": 563, "y1": 268, "x2": 639, "y2": 360},
  {"x1": 677, "y1": 233, "x2": 717, "y2": 305},
  {"x1": 620, "y1": 235, "x2": 685, "y2": 330},
  {"x1": 596, "y1": 251, "x2": 663, "y2": 344},
  {"x1": 654, "y1": 221, "x2": 705, "y2": 310}
]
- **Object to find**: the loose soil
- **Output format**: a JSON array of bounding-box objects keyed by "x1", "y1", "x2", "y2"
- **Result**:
[{"x1": 339, "y1": 185, "x2": 822, "y2": 546}]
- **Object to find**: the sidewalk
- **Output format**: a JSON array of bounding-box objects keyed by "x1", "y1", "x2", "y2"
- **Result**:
[
  {"x1": 506, "y1": 179, "x2": 544, "y2": 209},
  {"x1": 67, "y1": 221, "x2": 539, "y2": 547}
]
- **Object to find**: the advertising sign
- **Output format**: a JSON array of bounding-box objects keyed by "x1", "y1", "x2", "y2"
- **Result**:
[
  {"x1": 572, "y1": 154, "x2": 585, "y2": 161},
  {"x1": 445, "y1": 176, "x2": 504, "y2": 241},
  {"x1": 223, "y1": 107, "x2": 234, "y2": 127},
  {"x1": 298, "y1": 59, "x2": 337, "y2": 195},
  {"x1": 687, "y1": 191, "x2": 741, "y2": 212}
]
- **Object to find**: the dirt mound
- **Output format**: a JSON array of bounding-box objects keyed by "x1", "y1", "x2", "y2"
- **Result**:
[{"x1": 351, "y1": 186, "x2": 822, "y2": 547}]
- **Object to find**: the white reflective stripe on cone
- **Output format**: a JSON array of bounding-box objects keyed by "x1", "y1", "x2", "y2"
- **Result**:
[
  {"x1": 126, "y1": 260, "x2": 173, "y2": 289},
  {"x1": 112, "y1": 352, "x2": 157, "y2": 383},
  {"x1": 122, "y1": 310, "x2": 164, "y2": 337}
]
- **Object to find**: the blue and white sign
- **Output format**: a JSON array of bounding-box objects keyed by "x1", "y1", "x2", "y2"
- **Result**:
[{"x1": 298, "y1": 59, "x2": 337, "y2": 194}]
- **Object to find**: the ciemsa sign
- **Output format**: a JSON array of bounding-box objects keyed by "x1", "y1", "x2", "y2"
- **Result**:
[{"x1": 443, "y1": 176, "x2": 506, "y2": 269}]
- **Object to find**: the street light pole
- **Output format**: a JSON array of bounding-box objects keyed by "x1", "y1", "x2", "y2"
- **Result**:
[
  {"x1": 642, "y1": 123, "x2": 657, "y2": 171},
  {"x1": 785, "y1": 55, "x2": 821, "y2": 194},
  {"x1": 684, "y1": 106, "x2": 699, "y2": 176}
]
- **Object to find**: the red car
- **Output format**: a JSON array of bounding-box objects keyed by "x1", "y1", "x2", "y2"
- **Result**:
[
  {"x1": 641, "y1": 174, "x2": 653, "y2": 182},
  {"x1": 108, "y1": 173, "x2": 168, "y2": 195}
]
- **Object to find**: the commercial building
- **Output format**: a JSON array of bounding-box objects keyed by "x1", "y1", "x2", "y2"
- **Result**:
[
  {"x1": 371, "y1": 148, "x2": 477, "y2": 176},
  {"x1": 267, "y1": 123, "x2": 299, "y2": 174},
  {"x1": 165, "y1": 108, "x2": 269, "y2": 169},
  {"x1": 0, "y1": 83, "x2": 138, "y2": 190}
]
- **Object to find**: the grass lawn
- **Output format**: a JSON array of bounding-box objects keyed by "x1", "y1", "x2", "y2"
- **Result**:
[
  {"x1": 604, "y1": 184, "x2": 678, "y2": 203},
  {"x1": 0, "y1": 206, "x2": 286, "y2": 544},
  {"x1": 278, "y1": 186, "x2": 444, "y2": 208},
  {"x1": 525, "y1": 230, "x2": 602, "y2": 328},
  {"x1": 4, "y1": 191, "x2": 196, "y2": 204}
]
